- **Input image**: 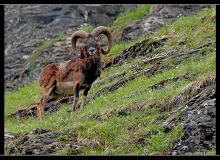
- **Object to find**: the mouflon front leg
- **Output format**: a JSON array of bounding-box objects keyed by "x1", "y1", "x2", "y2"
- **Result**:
[
  {"x1": 71, "y1": 82, "x2": 80, "y2": 112},
  {"x1": 80, "y1": 85, "x2": 91, "y2": 109}
]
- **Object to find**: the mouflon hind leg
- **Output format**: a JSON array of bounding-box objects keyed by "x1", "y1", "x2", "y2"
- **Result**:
[
  {"x1": 37, "y1": 78, "x2": 55, "y2": 119},
  {"x1": 37, "y1": 85, "x2": 54, "y2": 119}
]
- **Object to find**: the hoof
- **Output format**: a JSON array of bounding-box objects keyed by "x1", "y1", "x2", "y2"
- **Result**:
[
  {"x1": 67, "y1": 109, "x2": 75, "y2": 113},
  {"x1": 37, "y1": 116, "x2": 43, "y2": 120},
  {"x1": 79, "y1": 106, "x2": 84, "y2": 110}
]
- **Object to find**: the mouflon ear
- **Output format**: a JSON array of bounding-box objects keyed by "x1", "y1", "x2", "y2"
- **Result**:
[{"x1": 79, "y1": 47, "x2": 87, "y2": 59}]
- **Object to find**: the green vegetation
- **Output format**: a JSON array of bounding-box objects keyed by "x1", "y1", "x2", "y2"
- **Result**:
[
  {"x1": 108, "y1": 5, "x2": 151, "y2": 29},
  {"x1": 105, "y1": 7, "x2": 216, "y2": 58},
  {"x1": 5, "y1": 7, "x2": 216, "y2": 155},
  {"x1": 155, "y1": 7, "x2": 216, "y2": 49},
  {"x1": 5, "y1": 82, "x2": 41, "y2": 115},
  {"x1": 28, "y1": 32, "x2": 65, "y2": 70},
  {"x1": 82, "y1": 5, "x2": 151, "y2": 32},
  {"x1": 81, "y1": 24, "x2": 94, "y2": 32}
]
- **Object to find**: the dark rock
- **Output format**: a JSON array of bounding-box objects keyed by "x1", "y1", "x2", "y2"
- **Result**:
[
  {"x1": 33, "y1": 128, "x2": 51, "y2": 134},
  {"x1": 170, "y1": 90, "x2": 216, "y2": 155},
  {"x1": 122, "y1": 22, "x2": 144, "y2": 40}
]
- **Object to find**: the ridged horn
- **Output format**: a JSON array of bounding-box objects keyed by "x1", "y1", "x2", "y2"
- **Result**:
[
  {"x1": 71, "y1": 31, "x2": 88, "y2": 55},
  {"x1": 91, "y1": 26, "x2": 112, "y2": 54}
]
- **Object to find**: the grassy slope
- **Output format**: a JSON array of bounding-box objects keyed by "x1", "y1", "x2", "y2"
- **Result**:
[
  {"x1": 82, "y1": 5, "x2": 151, "y2": 58},
  {"x1": 5, "y1": 7, "x2": 216, "y2": 155}
]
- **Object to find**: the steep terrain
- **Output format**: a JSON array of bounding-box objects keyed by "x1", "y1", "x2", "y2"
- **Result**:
[
  {"x1": 4, "y1": 4, "x2": 138, "y2": 90},
  {"x1": 4, "y1": 5, "x2": 216, "y2": 155},
  {"x1": 122, "y1": 5, "x2": 210, "y2": 40}
]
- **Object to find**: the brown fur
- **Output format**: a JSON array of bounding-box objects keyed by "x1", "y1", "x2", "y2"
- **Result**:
[
  {"x1": 37, "y1": 26, "x2": 112, "y2": 119},
  {"x1": 38, "y1": 63, "x2": 59, "y2": 88}
]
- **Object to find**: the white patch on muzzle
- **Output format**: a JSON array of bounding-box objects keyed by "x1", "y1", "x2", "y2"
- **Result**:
[{"x1": 88, "y1": 47, "x2": 96, "y2": 55}]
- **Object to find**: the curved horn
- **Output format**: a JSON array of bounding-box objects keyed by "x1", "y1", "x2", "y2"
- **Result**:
[
  {"x1": 91, "y1": 26, "x2": 113, "y2": 54},
  {"x1": 71, "y1": 31, "x2": 88, "y2": 55}
]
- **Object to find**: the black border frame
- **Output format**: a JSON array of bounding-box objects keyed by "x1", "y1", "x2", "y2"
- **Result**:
[{"x1": 1, "y1": 2, "x2": 219, "y2": 158}]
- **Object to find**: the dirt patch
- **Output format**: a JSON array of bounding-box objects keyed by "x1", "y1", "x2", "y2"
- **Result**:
[
  {"x1": 5, "y1": 127, "x2": 107, "y2": 155},
  {"x1": 128, "y1": 136, "x2": 147, "y2": 145},
  {"x1": 76, "y1": 135, "x2": 106, "y2": 150},
  {"x1": 5, "y1": 128, "x2": 80, "y2": 155},
  {"x1": 8, "y1": 96, "x2": 74, "y2": 118},
  {"x1": 102, "y1": 36, "x2": 169, "y2": 70}
]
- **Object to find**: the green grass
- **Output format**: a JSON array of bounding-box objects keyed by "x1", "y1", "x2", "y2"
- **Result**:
[
  {"x1": 28, "y1": 32, "x2": 65, "y2": 70},
  {"x1": 5, "y1": 7, "x2": 216, "y2": 155},
  {"x1": 5, "y1": 82, "x2": 41, "y2": 115},
  {"x1": 81, "y1": 24, "x2": 94, "y2": 32},
  {"x1": 5, "y1": 47, "x2": 215, "y2": 134},
  {"x1": 154, "y1": 7, "x2": 216, "y2": 49},
  {"x1": 108, "y1": 5, "x2": 151, "y2": 29},
  {"x1": 103, "y1": 7, "x2": 216, "y2": 58},
  {"x1": 81, "y1": 5, "x2": 151, "y2": 32}
]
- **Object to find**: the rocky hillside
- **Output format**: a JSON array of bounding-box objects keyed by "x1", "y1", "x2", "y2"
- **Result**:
[
  {"x1": 4, "y1": 4, "x2": 209, "y2": 91},
  {"x1": 4, "y1": 5, "x2": 216, "y2": 155},
  {"x1": 4, "y1": 4, "x2": 138, "y2": 90}
]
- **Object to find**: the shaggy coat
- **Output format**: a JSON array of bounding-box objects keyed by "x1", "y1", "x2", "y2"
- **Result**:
[{"x1": 37, "y1": 26, "x2": 112, "y2": 119}]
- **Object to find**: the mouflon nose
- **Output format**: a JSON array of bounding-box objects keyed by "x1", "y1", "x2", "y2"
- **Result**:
[{"x1": 89, "y1": 47, "x2": 95, "y2": 53}]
